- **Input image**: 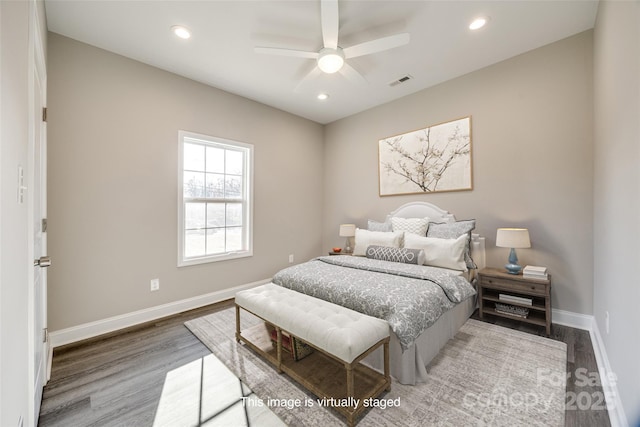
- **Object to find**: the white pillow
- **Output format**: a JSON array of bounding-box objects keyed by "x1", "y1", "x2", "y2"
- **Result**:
[
  {"x1": 403, "y1": 233, "x2": 468, "y2": 271},
  {"x1": 352, "y1": 229, "x2": 403, "y2": 256},
  {"x1": 390, "y1": 217, "x2": 429, "y2": 236}
]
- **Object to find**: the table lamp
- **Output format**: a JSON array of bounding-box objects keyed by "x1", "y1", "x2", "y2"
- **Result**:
[
  {"x1": 496, "y1": 228, "x2": 530, "y2": 274},
  {"x1": 339, "y1": 224, "x2": 356, "y2": 254}
]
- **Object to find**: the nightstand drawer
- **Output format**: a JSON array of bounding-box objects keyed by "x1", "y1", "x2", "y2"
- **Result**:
[{"x1": 480, "y1": 276, "x2": 547, "y2": 296}]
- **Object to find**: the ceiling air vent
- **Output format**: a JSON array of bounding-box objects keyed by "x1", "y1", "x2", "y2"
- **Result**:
[{"x1": 388, "y1": 74, "x2": 413, "y2": 87}]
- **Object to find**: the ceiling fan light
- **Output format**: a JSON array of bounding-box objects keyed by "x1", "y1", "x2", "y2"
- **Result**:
[{"x1": 317, "y1": 49, "x2": 345, "y2": 74}]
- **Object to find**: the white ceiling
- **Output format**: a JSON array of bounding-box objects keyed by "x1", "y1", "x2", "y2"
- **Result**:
[{"x1": 45, "y1": 0, "x2": 598, "y2": 124}]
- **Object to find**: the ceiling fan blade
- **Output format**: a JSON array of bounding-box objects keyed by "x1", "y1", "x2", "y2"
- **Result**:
[
  {"x1": 321, "y1": 0, "x2": 339, "y2": 49},
  {"x1": 294, "y1": 66, "x2": 323, "y2": 93},
  {"x1": 339, "y1": 63, "x2": 367, "y2": 85},
  {"x1": 254, "y1": 47, "x2": 319, "y2": 59},
  {"x1": 343, "y1": 33, "x2": 410, "y2": 59}
]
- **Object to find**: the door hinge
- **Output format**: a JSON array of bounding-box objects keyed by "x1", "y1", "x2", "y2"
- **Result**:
[
  {"x1": 42, "y1": 107, "x2": 47, "y2": 122},
  {"x1": 42, "y1": 218, "x2": 48, "y2": 233},
  {"x1": 43, "y1": 328, "x2": 49, "y2": 343}
]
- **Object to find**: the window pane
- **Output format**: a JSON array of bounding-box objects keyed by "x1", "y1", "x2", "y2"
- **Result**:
[
  {"x1": 185, "y1": 229, "x2": 205, "y2": 257},
  {"x1": 184, "y1": 143, "x2": 205, "y2": 171},
  {"x1": 206, "y1": 229, "x2": 225, "y2": 255},
  {"x1": 226, "y1": 227, "x2": 243, "y2": 252},
  {"x1": 180, "y1": 132, "x2": 253, "y2": 266},
  {"x1": 226, "y1": 203, "x2": 243, "y2": 226},
  {"x1": 226, "y1": 150, "x2": 244, "y2": 175},
  {"x1": 206, "y1": 146, "x2": 225, "y2": 173},
  {"x1": 225, "y1": 176, "x2": 242, "y2": 198},
  {"x1": 184, "y1": 171, "x2": 205, "y2": 198},
  {"x1": 206, "y1": 173, "x2": 225, "y2": 198},
  {"x1": 207, "y1": 203, "x2": 225, "y2": 227},
  {"x1": 185, "y1": 203, "x2": 206, "y2": 229}
]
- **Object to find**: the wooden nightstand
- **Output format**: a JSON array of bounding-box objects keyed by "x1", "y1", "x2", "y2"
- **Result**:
[{"x1": 477, "y1": 267, "x2": 552, "y2": 336}]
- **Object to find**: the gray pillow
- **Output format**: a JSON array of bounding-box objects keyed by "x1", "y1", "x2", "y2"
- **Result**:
[
  {"x1": 367, "y1": 219, "x2": 392, "y2": 232},
  {"x1": 427, "y1": 220, "x2": 477, "y2": 269},
  {"x1": 365, "y1": 245, "x2": 425, "y2": 265}
]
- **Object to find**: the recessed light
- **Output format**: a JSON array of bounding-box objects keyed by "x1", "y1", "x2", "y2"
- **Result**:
[
  {"x1": 171, "y1": 25, "x2": 191, "y2": 40},
  {"x1": 469, "y1": 17, "x2": 488, "y2": 30},
  {"x1": 317, "y1": 93, "x2": 329, "y2": 101}
]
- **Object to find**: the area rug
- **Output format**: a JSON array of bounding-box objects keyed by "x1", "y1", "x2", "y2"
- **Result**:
[{"x1": 185, "y1": 308, "x2": 567, "y2": 426}]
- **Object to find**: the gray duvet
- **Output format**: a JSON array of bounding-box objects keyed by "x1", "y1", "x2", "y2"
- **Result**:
[{"x1": 272, "y1": 255, "x2": 476, "y2": 350}]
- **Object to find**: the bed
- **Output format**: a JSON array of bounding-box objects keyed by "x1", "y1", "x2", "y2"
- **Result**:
[{"x1": 273, "y1": 202, "x2": 485, "y2": 385}]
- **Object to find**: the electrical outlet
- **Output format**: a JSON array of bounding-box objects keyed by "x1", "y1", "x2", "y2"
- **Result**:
[
  {"x1": 288, "y1": 254, "x2": 294, "y2": 263},
  {"x1": 150, "y1": 278, "x2": 160, "y2": 292},
  {"x1": 605, "y1": 311, "x2": 610, "y2": 334}
]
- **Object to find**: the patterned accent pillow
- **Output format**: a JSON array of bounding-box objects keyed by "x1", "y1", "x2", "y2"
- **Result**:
[
  {"x1": 367, "y1": 219, "x2": 392, "y2": 232},
  {"x1": 390, "y1": 217, "x2": 429, "y2": 236},
  {"x1": 365, "y1": 245, "x2": 426, "y2": 265},
  {"x1": 427, "y1": 220, "x2": 476, "y2": 269},
  {"x1": 353, "y1": 229, "x2": 403, "y2": 256}
]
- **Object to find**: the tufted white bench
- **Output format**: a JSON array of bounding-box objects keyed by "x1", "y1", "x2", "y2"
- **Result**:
[{"x1": 235, "y1": 283, "x2": 391, "y2": 427}]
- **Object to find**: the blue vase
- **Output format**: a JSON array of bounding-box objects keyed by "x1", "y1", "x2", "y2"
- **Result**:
[{"x1": 505, "y1": 248, "x2": 522, "y2": 274}]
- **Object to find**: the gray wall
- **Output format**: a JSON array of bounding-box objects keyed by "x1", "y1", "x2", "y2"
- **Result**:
[
  {"x1": 593, "y1": 1, "x2": 640, "y2": 424},
  {"x1": 47, "y1": 33, "x2": 324, "y2": 331},
  {"x1": 323, "y1": 31, "x2": 594, "y2": 315}
]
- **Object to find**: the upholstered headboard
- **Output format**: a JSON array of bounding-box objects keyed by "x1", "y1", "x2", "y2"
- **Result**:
[
  {"x1": 386, "y1": 201, "x2": 486, "y2": 271},
  {"x1": 387, "y1": 201, "x2": 456, "y2": 224}
]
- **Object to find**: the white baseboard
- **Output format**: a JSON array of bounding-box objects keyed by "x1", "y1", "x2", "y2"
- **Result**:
[
  {"x1": 552, "y1": 308, "x2": 628, "y2": 427},
  {"x1": 49, "y1": 278, "x2": 270, "y2": 348},
  {"x1": 588, "y1": 318, "x2": 629, "y2": 427},
  {"x1": 552, "y1": 308, "x2": 594, "y2": 330}
]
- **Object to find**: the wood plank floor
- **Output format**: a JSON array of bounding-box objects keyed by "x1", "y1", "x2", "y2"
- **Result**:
[
  {"x1": 469, "y1": 311, "x2": 611, "y2": 427},
  {"x1": 39, "y1": 301, "x2": 611, "y2": 426}
]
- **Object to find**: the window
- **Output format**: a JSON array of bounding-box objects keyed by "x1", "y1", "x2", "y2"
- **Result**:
[{"x1": 178, "y1": 131, "x2": 253, "y2": 266}]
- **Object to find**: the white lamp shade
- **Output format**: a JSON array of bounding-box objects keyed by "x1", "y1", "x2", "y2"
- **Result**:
[
  {"x1": 496, "y1": 228, "x2": 531, "y2": 249},
  {"x1": 339, "y1": 224, "x2": 356, "y2": 237}
]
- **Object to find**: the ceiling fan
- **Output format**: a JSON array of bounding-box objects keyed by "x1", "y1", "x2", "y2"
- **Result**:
[{"x1": 255, "y1": 0, "x2": 410, "y2": 88}]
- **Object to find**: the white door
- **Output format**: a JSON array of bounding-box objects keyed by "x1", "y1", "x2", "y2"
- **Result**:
[{"x1": 30, "y1": 19, "x2": 48, "y2": 423}]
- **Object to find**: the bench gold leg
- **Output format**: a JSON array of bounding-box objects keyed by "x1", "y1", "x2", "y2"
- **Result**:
[
  {"x1": 276, "y1": 327, "x2": 283, "y2": 373},
  {"x1": 346, "y1": 363, "x2": 354, "y2": 403},
  {"x1": 384, "y1": 340, "x2": 391, "y2": 391},
  {"x1": 346, "y1": 363, "x2": 355, "y2": 426},
  {"x1": 235, "y1": 305, "x2": 241, "y2": 343}
]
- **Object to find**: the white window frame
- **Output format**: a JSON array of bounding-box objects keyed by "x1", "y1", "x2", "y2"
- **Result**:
[{"x1": 178, "y1": 130, "x2": 254, "y2": 267}]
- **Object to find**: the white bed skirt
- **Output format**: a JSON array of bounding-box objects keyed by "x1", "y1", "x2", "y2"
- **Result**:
[{"x1": 363, "y1": 295, "x2": 476, "y2": 385}]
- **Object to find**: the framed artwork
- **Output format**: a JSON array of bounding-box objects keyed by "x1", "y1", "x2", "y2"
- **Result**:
[{"x1": 378, "y1": 116, "x2": 472, "y2": 196}]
